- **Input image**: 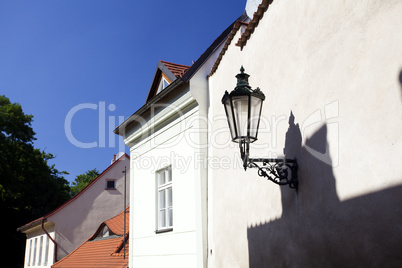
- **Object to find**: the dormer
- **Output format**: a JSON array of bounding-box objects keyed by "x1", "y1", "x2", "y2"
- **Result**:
[{"x1": 145, "y1": 60, "x2": 190, "y2": 103}]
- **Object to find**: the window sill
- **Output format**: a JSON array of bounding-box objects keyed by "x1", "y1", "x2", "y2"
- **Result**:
[{"x1": 155, "y1": 228, "x2": 173, "y2": 234}]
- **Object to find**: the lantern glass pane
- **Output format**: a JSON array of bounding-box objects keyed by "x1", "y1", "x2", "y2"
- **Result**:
[
  {"x1": 224, "y1": 99, "x2": 237, "y2": 140},
  {"x1": 249, "y1": 96, "x2": 263, "y2": 141},
  {"x1": 232, "y1": 95, "x2": 249, "y2": 141}
]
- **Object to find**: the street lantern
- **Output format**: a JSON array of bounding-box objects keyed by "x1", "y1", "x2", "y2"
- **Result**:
[
  {"x1": 222, "y1": 67, "x2": 298, "y2": 189},
  {"x1": 222, "y1": 66, "x2": 265, "y2": 144}
]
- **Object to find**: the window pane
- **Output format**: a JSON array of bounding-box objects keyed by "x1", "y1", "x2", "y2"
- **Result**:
[
  {"x1": 168, "y1": 208, "x2": 173, "y2": 227},
  {"x1": 166, "y1": 168, "x2": 172, "y2": 182},
  {"x1": 167, "y1": 187, "x2": 172, "y2": 207},
  {"x1": 102, "y1": 226, "x2": 110, "y2": 237},
  {"x1": 106, "y1": 180, "x2": 115, "y2": 189},
  {"x1": 163, "y1": 78, "x2": 170, "y2": 89},
  {"x1": 158, "y1": 171, "x2": 165, "y2": 186},
  {"x1": 159, "y1": 190, "x2": 166, "y2": 209},
  {"x1": 159, "y1": 210, "x2": 166, "y2": 228}
]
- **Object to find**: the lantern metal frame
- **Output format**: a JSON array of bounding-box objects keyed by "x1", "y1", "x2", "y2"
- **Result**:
[{"x1": 222, "y1": 67, "x2": 298, "y2": 190}]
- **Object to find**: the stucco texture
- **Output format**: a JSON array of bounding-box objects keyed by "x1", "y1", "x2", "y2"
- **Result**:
[
  {"x1": 49, "y1": 157, "x2": 130, "y2": 261},
  {"x1": 208, "y1": 0, "x2": 402, "y2": 267}
]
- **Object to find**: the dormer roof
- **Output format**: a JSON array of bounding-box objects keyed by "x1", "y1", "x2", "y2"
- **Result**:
[{"x1": 145, "y1": 60, "x2": 190, "y2": 103}]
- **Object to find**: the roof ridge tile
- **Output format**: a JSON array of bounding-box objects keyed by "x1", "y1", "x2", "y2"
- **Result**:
[{"x1": 236, "y1": 0, "x2": 273, "y2": 49}]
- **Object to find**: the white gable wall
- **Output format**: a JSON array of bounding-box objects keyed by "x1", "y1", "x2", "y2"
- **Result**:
[
  {"x1": 208, "y1": 0, "x2": 402, "y2": 266},
  {"x1": 48, "y1": 157, "x2": 130, "y2": 261}
]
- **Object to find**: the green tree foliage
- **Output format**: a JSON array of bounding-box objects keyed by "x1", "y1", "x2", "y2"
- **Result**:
[
  {"x1": 0, "y1": 95, "x2": 71, "y2": 268},
  {"x1": 70, "y1": 168, "x2": 100, "y2": 196}
]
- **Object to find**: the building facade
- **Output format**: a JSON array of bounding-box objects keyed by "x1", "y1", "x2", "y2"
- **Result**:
[
  {"x1": 116, "y1": 0, "x2": 402, "y2": 267},
  {"x1": 115, "y1": 15, "x2": 246, "y2": 266},
  {"x1": 116, "y1": 61, "x2": 201, "y2": 267},
  {"x1": 207, "y1": 0, "x2": 402, "y2": 266},
  {"x1": 18, "y1": 153, "x2": 130, "y2": 268}
]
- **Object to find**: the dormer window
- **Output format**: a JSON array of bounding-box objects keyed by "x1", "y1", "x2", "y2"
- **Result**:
[
  {"x1": 156, "y1": 77, "x2": 170, "y2": 95},
  {"x1": 144, "y1": 61, "x2": 190, "y2": 103},
  {"x1": 163, "y1": 77, "x2": 170, "y2": 89},
  {"x1": 92, "y1": 224, "x2": 116, "y2": 240},
  {"x1": 100, "y1": 226, "x2": 111, "y2": 237}
]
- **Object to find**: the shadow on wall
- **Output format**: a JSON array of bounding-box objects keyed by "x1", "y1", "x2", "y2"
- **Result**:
[
  {"x1": 247, "y1": 112, "x2": 402, "y2": 267},
  {"x1": 399, "y1": 70, "x2": 402, "y2": 101}
]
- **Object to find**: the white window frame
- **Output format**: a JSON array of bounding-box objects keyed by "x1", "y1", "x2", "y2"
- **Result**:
[
  {"x1": 28, "y1": 239, "x2": 32, "y2": 266},
  {"x1": 32, "y1": 238, "x2": 37, "y2": 266},
  {"x1": 44, "y1": 236, "x2": 49, "y2": 266},
  {"x1": 156, "y1": 166, "x2": 173, "y2": 232},
  {"x1": 38, "y1": 236, "x2": 43, "y2": 265}
]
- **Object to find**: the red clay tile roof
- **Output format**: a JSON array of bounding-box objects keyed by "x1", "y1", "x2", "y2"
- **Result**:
[
  {"x1": 160, "y1": 60, "x2": 190, "y2": 78},
  {"x1": 104, "y1": 206, "x2": 129, "y2": 236},
  {"x1": 52, "y1": 236, "x2": 128, "y2": 268},
  {"x1": 52, "y1": 207, "x2": 129, "y2": 268},
  {"x1": 18, "y1": 153, "x2": 130, "y2": 232},
  {"x1": 236, "y1": 0, "x2": 273, "y2": 49}
]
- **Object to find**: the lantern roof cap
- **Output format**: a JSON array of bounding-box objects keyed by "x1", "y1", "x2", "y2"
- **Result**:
[{"x1": 222, "y1": 66, "x2": 265, "y2": 103}]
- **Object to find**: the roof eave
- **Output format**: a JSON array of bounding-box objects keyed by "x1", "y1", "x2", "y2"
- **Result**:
[
  {"x1": 17, "y1": 217, "x2": 44, "y2": 233},
  {"x1": 114, "y1": 78, "x2": 186, "y2": 136},
  {"x1": 181, "y1": 11, "x2": 249, "y2": 82}
]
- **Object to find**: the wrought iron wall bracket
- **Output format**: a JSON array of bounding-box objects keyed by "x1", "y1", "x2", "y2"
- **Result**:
[
  {"x1": 247, "y1": 158, "x2": 298, "y2": 189},
  {"x1": 240, "y1": 140, "x2": 298, "y2": 190}
]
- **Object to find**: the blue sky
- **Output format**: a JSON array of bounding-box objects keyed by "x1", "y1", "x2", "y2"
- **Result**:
[{"x1": 0, "y1": 0, "x2": 246, "y2": 183}]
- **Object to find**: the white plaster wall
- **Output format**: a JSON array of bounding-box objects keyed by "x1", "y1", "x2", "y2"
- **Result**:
[
  {"x1": 189, "y1": 37, "x2": 228, "y2": 268},
  {"x1": 48, "y1": 157, "x2": 130, "y2": 261},
  {"x1": 129, "y1": 102, "x2": 200, "y2": 267},
  {"x1": 209, "y1": 0, "x2": 402, "y2": 266}
]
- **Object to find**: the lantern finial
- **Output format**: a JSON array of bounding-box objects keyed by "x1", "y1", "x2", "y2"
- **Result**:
[{"x1": 236, "y1": 66, "x2": 250, "y2": 89}]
